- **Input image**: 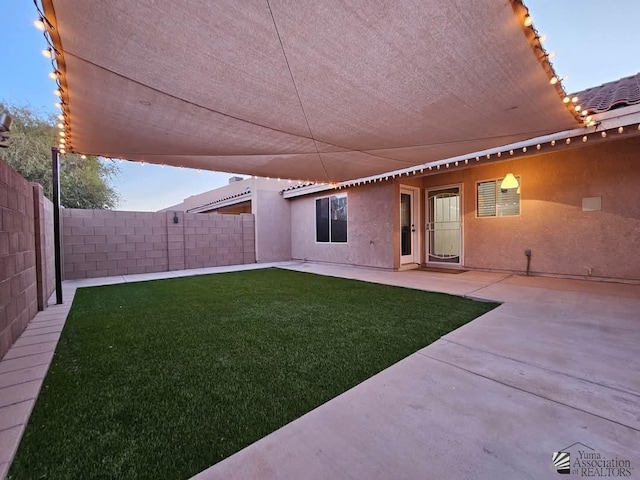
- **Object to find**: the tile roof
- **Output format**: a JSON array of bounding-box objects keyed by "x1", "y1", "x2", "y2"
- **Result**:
[{"x1": 573, "y1": 73, "x2": 640, "y2": 113}]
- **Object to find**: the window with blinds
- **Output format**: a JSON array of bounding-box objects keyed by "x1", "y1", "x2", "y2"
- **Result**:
[{"x1": 477, "y1": 177, "x2": 520, "y2": 217}]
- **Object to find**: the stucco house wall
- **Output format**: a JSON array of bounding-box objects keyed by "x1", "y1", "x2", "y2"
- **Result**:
[
  {"x1": 290, "y1": 182, "x2": 395, "y2": 268},
  {"x1": 253, "y1": 189, "x2": 291, "y2": 262},
  {"x1": 420, "y1": 136, "x2": 640, "y2": 280}
]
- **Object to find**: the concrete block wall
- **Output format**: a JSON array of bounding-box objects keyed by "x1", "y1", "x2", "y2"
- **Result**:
[
  {"x1": 43, "y1": 196, "x2": 55, "y2": 299},
  {"x1": 62, "y1": 209, "x2": 256, "y2": 279},
  {"x1": 0, "y1": 160, "x2": 38, "y2": 359},
  {"x1": 32, "y1": 185, "x2": 55, "y2": 310},
  {"x1": 183, "y1": 212, "x2": 255, "y2": 268}
]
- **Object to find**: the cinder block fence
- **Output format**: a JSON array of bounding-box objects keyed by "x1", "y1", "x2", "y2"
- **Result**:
[
  {"x1": 1, "y1": 157, "x2": 257, "y2": 358},
  {"x1": 62, "y1": 209, "x2": 256, "y2": 280}
]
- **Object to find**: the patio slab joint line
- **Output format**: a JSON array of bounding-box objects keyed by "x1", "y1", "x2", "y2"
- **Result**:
[
  {"x1": 416, "y1": 350, "x2": 640, "y2": 433},
  {"x1": 439, "y1": 338, "x2": 640, "y2": 398}
]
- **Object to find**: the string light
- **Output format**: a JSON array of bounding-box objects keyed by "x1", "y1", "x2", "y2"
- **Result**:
[
  {"x1": 475, "y1": 156, "x2": 479, "y2": 161},
  {"x1": 464, "y1": 159, "x2": 468, "y2": 164},
  {"x1": 601, "y1": 131, "x2": 607, "y2": 138},
  {"x1": 536, "y1": 144, "x2": 541, "y2": 150},
  {"x1": 509, "y1": 150, "x2": 514, "y2": 155},
  {"x1": 539, "y1": 34, "x2": 547, "y2": 43},
  {"x1": 81, "y1": 155, "x2": 87, "y2": 160},
  {"x1": 575, "y1": 105, "x2": 581, "y2": 112},
  {"x1": 547, "y1": 51, "x2": 556, "y2": 59},
  {"x1": 563, "y1": 96, "x2": 570, "y2": 103},
  {"x1": 54, "y1": 102, "x2": 61, "y2": 109},
  {"x1": 523, "y1": 15, "x2": 533, "y2": 27},
  {"x1": 497, "y1": 152, "x2": 501, "y2": 158},
  {"x1": 549, "y1": 77, "x2": 558, "y2": 85},
  {"x1": 53, "y1": 89, "x2": 62, "y2": 97},
  {"x1": 618, "y1": 127, "x2": 624, "y2": 133},
  {"x1": 486, "y1": 154, "x2": 491, "y2": 159},
  {"x1": 522, "y1": 147, "x2": 527, "y2": 152},
  {"x1": 551, "y1": 140, "x2": 556, "y2": 146},
  {"x1": 571, "y1": 97, "x2": 578, "y2": 103},
  {"x1": 59, "y1": 148, "x2": 66, "y2": 154},
  {"x1": 41, "y1": 48, "x2": 52, "y2": 59},
  {"x1": 59, "y1": 138, "x2": 65, "y2": 144},
  {"x1": 34, "y1": 18, "x2": 46, "y2": 31},
  {"x1": 48, "y1": 72, "x2": 59, "y2": 80},
  {"x1": 582, "y1": 136, "x2": 588, "y2": 143},
  {"x1": 454, "y1": 161, "x2": 459, "y2": 166},
  {"x1": 565, "y1": 138, "x2": 571, "y2": 144},
  {"x1": 57, "y1": 114, "x2": 64, "y2": 121},
  {"x1": 58, "y1": 131, "x2": 65, "y2": 137},
  {"x1": 57, "y1": 123, "x2": 64, "y2": 129}
]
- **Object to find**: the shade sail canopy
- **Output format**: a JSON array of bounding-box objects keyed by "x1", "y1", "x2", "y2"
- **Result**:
[{"x1": 44, "y1": 0, "x2": 581, "y2": 181}]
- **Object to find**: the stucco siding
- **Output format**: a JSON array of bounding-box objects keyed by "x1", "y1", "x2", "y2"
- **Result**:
[
  {"x1": 290, "y1": 182, "x2": 395, "y2": 269},
  {"x1": 421, "y1": 136, "x2": 640, "y2": 280}
]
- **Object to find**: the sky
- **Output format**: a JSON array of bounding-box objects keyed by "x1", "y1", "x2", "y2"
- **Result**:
[{"x1": 1, "y1": 1, "x2": 639, "y2": 211}]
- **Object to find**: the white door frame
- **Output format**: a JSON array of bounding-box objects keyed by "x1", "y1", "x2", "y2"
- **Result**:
[
  {"x1": 425, "y1": 183, "x2": 464, "y2": 266},
  {"x1": 400, "y1": 186, "x2": 420, "y2": 265}
]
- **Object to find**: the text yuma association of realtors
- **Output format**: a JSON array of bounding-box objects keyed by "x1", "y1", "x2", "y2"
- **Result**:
[{"x1": 573, "y1": 450, "x2": 633, "y2": 477}]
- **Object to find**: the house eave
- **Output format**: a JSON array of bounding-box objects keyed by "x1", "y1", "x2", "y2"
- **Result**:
[{"x1": 282, "y1": 104, "x2": 640, "y2": 199}]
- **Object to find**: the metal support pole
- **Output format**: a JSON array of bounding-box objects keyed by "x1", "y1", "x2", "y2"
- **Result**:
[{"x1": 52, "y1": 147, "x2": 63, "y2": 304}]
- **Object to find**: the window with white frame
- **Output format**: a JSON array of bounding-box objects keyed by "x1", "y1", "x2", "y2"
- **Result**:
[
  {"x1": 315, "y1": 194, "x2": 347, "y2": 242},
  {"x1": 477, "y1": 177, "x2": 520, "y2": 217}
]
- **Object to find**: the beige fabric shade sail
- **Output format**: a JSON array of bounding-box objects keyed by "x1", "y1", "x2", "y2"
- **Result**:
[{"x1": 43, "y1": 0, "x2": 581, "y2": 182}]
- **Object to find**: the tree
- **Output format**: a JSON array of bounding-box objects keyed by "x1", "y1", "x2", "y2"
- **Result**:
[{"x1": 0, "y1": 102, "x2": 120, "y2": 209}]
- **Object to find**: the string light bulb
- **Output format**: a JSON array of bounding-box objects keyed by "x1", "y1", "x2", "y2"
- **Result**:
[
  {"x1": 81, "y1": 155, "x2": 87, "y2": 160},
  {"x1": 547, "y1": 51, "x2": 556, "y2": 59},
  {"x1": 523, "y1": 15, "x2": 533, "y2": 27},
  {"x1": 618, "y1": 127, "x2": 624, "y2": 133},
  {"x1": 539, "y1": 34, "x2": 547, "y2": 43},
  {"x1": 59, "y1": 148, "x2": 66, "y2": 154},
  {"x1": 42, "y1": 48, "x2": 52, "y2": 59},
  {"x1": 54, "y1": 102, "x2": 61, "y2": 109},
  {"x1": 575, "y1": 105, "x2": 581, "y2": 112},
  {"x1": 58, "y1": 131, "x2": 65, "y2": 137},
  {"x1": 34, "y1": 18, "x2": 46, "y2": 31},
  {"x1": 57, "y1": 114, "x2": 64, "y2": 121},
  {"x1": 601, "y1": 131, "x2": 607, "y2": 138},
  {"x1": 563, "y1": 96, "x2": 570, "y2": 103},
  {"x1": 549, "y1": 77, "x2": 558, "y2": 85},
  {"x1": 48, "y1": 72, "x2": 59, "y2": 80},
  {"x1": 59, "y1": 138, "x2": 66, "y2": 144},
  {"x1": 551, "y1": 140, "x2": 556, "y2": 146},
  {"x1": 582, "y1": 136, "x2": 588, "y2": 143},
  {"x1": 57, "y1": 123, "x2": 64, "y2": 129},
  {"x1": 566, "y1": 138, "x2": 571, "y2": 145},
  {"x1": 572, "y1": 97, "x2": 579, "y2": 103},
  {"x1": 53, "y1": 89, "x2": 62, "y2": 97}
]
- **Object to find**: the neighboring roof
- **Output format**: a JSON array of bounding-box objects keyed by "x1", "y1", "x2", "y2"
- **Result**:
[
  {"x1": 42, "y1": 0, "x2": 582, "y2": 182},
  {"x1": 186, "y1": 187, "x2": 251, "y2": 214},
  {"x1": 574, "y1": 73, "x2": 640, "y2": 113}
]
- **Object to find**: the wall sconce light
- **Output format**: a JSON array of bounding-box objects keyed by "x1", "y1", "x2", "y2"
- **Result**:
[
  {"x1": 500, "y1": 173, "x2": 519, "y2": 190},
  {"x1": 173, "y1": 212, "x2": 179, "y2": 224}
]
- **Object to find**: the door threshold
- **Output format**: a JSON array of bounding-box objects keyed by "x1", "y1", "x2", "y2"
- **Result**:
[{"x1": 398, "y1": 263, "x2": 420, "y2": 271}]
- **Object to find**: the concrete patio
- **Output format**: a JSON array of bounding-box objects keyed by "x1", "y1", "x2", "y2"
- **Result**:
[{"x1": 0, "y1": 261, "x2": 638, "y2": 479}]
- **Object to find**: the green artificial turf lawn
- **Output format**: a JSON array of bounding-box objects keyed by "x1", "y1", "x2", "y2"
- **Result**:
[{"x1": 9, "y1": 268, "x2": 497, "y2": 480}]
